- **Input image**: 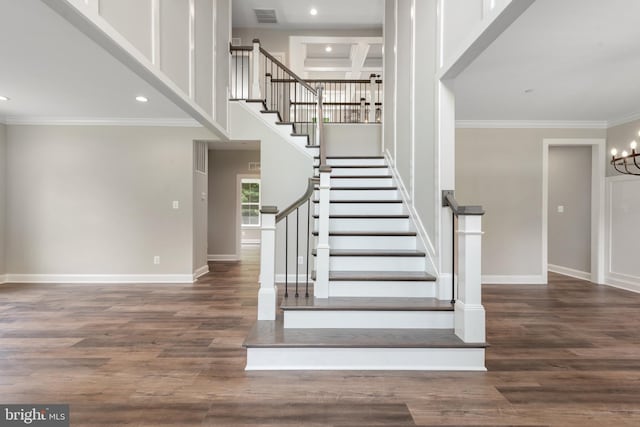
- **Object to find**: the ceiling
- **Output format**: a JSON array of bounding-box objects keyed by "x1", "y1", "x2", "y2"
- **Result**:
[
  {"x1": 0, "y1": 0, "x2": 193, "y2": 123},
  {"x1": 455, "y1": 0, "x2": 640, "y2": 123},
  {"x1": 232, "y1": 0, "x2": 384, "y2": 30}
]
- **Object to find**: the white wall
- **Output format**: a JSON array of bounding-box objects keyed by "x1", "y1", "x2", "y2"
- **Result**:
[
  {"x1": 548, "y1": 146, "x2": 592, "y2": 274},
  {"x1": 383, "y1": 0, "x2": 439, "y2": 274},
  {"x1": 46, "y1": 0, "x2": 227, "y2": 137},
  {"x1": 0, "y1": 124, "x2": 6, "y2": 279},
  {"x1": 4, "y1": 125, "x2": 213, "y2": 281},
  {"x1": 605, "y1": 118, "x2": 640, "y2": 292},
  {"x1": 208, "y1": 149, "x2": 260, "y2": 260},
  {"x1": 325, "y1": 124, "x2": 381, "y2": 157},
  {"x1": 231, "y1": 28, "x2": 383, "y2": 67},
  {"x1": 455, "y1": 127, "x2": 606, "y2": 283}
]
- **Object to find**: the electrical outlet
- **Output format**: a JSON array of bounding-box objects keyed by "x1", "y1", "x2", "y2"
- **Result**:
[
  {"x1": 557, "y1": 205, "x2": 564, "y2": 213},
  {"x1": 172, "y1": 201, "x2": 180, "y2": 209},
  {"x1": 298, "y1": 256, "x2": 304, "y2": 265},
  {"x1": 153, "y1": 256, "x2": 160, "y2": 265}
]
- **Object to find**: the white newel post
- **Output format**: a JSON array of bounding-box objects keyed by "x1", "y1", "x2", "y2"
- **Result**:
[
  {"x1": 455, "y1": 214, "x2": 486, "y2": 343},
  {"x1": 251, "y1": 39, "x2": 262, "y2": 100},
  {"x1": 314, "y1": 168, "x2": 331, "y2": 298},
  {"x1": 258, "y1": 206, "x2": 278, "y2": 320},
  {"x1": 368, "y1": 74, "x2": 376, "y2": 123}
]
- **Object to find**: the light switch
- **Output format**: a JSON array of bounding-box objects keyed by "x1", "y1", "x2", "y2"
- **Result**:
[
  {"x1": 172, "y1": 201, "x2": 180, "y2": 210},
  {"x1": 557, "y1": 205, "x2": 564, "y2": 213}
]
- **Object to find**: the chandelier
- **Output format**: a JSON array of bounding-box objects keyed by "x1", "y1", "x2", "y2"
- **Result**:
[{"x1": 611, "y1": 133, "x2": 640, "y2": 176}]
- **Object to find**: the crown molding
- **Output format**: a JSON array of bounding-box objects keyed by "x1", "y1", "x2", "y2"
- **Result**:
[
  {"x1": 607, "y1": 111, "x2": 640, "y2": 128},
  {"x1": 3, "y1": 117, "x2": 201, "y2": 127},
  {"x1": 455, "y1": 120, "x2": 608, "y2": 129}
]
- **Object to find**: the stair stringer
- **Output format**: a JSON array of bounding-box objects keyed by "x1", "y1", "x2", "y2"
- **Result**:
[{"x1": 383, "y1": 151, "x2": 445, "y2": 299}]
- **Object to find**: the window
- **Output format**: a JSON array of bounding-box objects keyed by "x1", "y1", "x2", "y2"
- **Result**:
[{"x1": 241, "y1": 178, "x2": 261, "y2": 226}]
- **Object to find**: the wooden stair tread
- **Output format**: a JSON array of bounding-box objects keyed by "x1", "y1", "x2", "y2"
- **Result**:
[
  {"x1": 244, "y1": 319, "x2": 486, "y2": 348},
  {"x1": 323, "y1": 270, "x2": 436, "y2": 282},
  {"x1": 313, "y1": 199, "x2": 403, "y2": 203},
  {"x1": 314, "y1": 165, "x2": 388, "y2": 168},
  {"x1": 280, "y1": 297, "x2": 452, "y2": 311},
  {"x1": 312, "y1": 231, "x2": 416, "y2": 236},
  {"x1": 312, "y1": 214, "x2": 410, "y2": 219},
  {"x1": 314, "y1": 156, "x2": 385, "y2": 159},
  {"x1": 312, "y1": 249, "x2": 426, "y2": 257}
]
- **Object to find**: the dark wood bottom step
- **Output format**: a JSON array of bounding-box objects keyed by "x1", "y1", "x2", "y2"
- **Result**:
[
  {"x1": 281, "y1": 297, "x2": 452, "y2": 311},
  {"x1": 244, "y1": 319, "x2": 486, "y2": 348}
]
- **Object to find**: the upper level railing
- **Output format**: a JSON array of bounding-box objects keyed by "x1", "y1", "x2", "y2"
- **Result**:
[{"x1": 230, "y1": 40, "x2": 383, "y2": 144}]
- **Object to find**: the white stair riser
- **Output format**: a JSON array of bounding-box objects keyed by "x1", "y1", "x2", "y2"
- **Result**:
[
  {"x1": 329, "y1": 256, "x2": 426, "y2": 272},
  {"x1": 328, "y1": 235, "x2": 417, "y2": 250},
  {"x1": 329, "y1": 281, "x2": 436, "y2": 298},
  {"x1": 315, "y1": 203, "x2": 406, "y2": 215},
  {"x1": 246, "y1": 348, "x2": 486, "y2": 371},
  {"x1": 316, "y1": 189, "x2": 399, "y2": 201},
  {"x1": 316, "y1": 218, "x2": 410, "y2": 232},
  {"x1": 323, "y1": 168, "x2": 390, "y2": 176},
  {"x1": 330, "y1": 177, "x2": 394, "y2": 187},
  {"x1": 283, "y1": 310, "x2": 453, "y2": 329},
  {"x1": 314, "y1": 158, "x2": 386, "y2": 166}
]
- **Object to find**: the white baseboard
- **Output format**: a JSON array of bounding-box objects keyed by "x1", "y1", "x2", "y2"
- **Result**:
[
  {"x1": 606, "y1": 272, "x2": 640, "y2": 294},
  {"x1": 0, "y1": 274, "x2": 6, "y2": 285},
  {"x1": 548, "y1": 264, "x2": 591, "y2": 281},
  {"x1": 482, "y1": 275, "x2": 546, "y2": 285},
  {"x1": 193, "y1": 265, "x2": 209, "y2": 281},
  {"x1": 3, "y1": 273, "x2": 195, "y2": 284},
  {"x1": 275, "y1": 273, "x2": 311, "y2": 284},
  {"x1": 207, "y1": 254, "x2": 240, "y2": 262}
]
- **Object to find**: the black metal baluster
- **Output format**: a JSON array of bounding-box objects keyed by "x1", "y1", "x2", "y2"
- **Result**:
[
  {"x1": 285, "y1": 216, "x2": 289, "y2": 298},
  {"x1": 295, "y1": 208, "x2": 299, "y2": 298},
  {"x1": 306, "y1": 199, "x2": 310, "y2": 298}
]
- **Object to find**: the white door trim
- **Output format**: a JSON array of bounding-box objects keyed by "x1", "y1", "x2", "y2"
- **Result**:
[
  {"x1": 542, "y1": 138, "x2": 606, "y2": 285},
  {"x1": 237, "y1": 174, "x2": 260, "y2": 255}
]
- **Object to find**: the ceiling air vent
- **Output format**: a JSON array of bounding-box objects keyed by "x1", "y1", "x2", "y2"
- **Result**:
[{"x1": 254, "y1": 9, "x2": 278, "y2": 24}]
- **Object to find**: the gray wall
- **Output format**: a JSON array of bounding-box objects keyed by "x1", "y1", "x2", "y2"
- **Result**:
[
  {"x1": 193, "y1": 144, "x2": 209, "y2": 271},
  {"x1": 548, "y1": 146, "x2": 592, "y2": 273},
  {"x1": 0, "y1": 124, "x2": 6, "y2": 277},
  {"x1": 208, "y1": 149, "x2": 260, "y2": 258},
  {"x1": 455, "y1": 127, "x2": 606, "y2": 279},
  {"x1": 4, "y1": 125, "x2": 212, "y2": 276}
]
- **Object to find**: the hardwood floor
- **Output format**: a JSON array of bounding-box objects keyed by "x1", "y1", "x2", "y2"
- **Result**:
[{"x1": 1, "y1": 249, "x2": 640, "y2": 426}]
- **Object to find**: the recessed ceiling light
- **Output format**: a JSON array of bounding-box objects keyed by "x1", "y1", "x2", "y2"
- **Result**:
[
  {"x1": 325, "y1": 45, "x2": 332, "y2": 52},
  {"x1": 0, "y1": 95, "x2": 9, "y2": 101},
  {"x1": 310, "y1": 8, "x2": 318, "y2": 16},
  {"x1": 135, "y1": 95, "x2": 149, "y2": 103}
]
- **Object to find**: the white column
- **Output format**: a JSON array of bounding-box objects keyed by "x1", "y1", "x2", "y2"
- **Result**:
[
  {"x1": 454, "y1": 214, "x2": 486, "y2": 343},
  {"x1": 368, "y1": 74, "x2": 376, "y2": 123},
  {"x1": 251, "y1": 39, "x2": 262, "y2": 100},
  {"x1": 258, "y1": 206, "x2": 278, "y2": 320},
  {"x1": 314, "y1": 169, "x2": 331, "y2": 298}
]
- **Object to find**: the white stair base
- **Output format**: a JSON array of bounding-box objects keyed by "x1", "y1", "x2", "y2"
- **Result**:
[
  {"x1": 329, "y1": 281, "x2": 436, "y2": 298},
  {"x1": 246, "y1": 347, "x2": 486, "y2": 371},
  {"x1": 283, "y1": 310, "x2": 453, "y2": 329}
]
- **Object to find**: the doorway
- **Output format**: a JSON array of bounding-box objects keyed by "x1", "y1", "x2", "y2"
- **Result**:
[{"x1": 542, "y1": 138, "x2": 606, "y2": 284}]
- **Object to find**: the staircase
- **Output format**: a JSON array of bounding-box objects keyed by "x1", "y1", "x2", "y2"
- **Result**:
[
  {"x1": 232, "y1": 39, "x2": 487, "y2": 370},
  {"x1": 244, "y1": 154, "x2": 487, "y2": 370}
]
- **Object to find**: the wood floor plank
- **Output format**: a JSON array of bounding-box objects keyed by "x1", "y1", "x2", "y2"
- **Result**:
[{"x1": 1, "y1": 250, "x2": 640, "y2": 425}]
